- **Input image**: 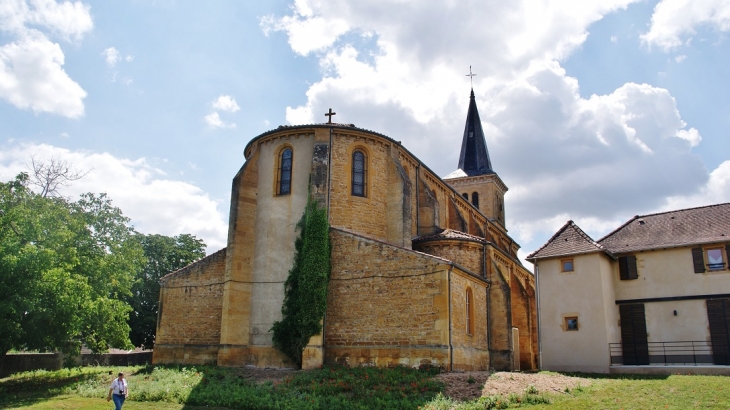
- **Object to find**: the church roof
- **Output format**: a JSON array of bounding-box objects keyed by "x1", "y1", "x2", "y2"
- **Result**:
[
  {"x1": 526, "y1": 221, "x2": 608, "y2": 261},
  {"x1": 413, "y1": 228, "x2": 487, "y2": 244},
  {"x1": 598, "y1": 202, "x2": 730, "y2": 253},
  {"x1": 456, "y1": 89, "x2": 494, "y2": 177}
]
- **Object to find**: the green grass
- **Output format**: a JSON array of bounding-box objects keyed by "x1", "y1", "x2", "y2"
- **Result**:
[
  {"x1": 422, "y1": 372, "x2": 730, "y2": 410},
  {"x1": 0, "y1": 364, "x2": 443, "y2": 410},
  {"x1": 2, "y1": 367, "x2": 730, "y2": 409}
]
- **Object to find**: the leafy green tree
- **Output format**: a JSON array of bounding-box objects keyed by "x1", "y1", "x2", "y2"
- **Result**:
[
  {"x1": 0, "y1": 173, "x2": 145, "y2": 369},
  {"x1": 128, "y1": 233, "x2": 206, "y2": 349}
]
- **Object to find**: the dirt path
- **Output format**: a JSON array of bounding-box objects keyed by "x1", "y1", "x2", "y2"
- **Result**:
[{"x1": 436, "y1": 371, "x2": 595, "y2": 402}]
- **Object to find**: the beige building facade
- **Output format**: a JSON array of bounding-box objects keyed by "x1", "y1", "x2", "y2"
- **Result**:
[
  {"x1": 528, "y1": 205, "x2": 730, "y2": 374},
  {"x1": 153, "y1": 90, "x2": 537, "y2": 371}
]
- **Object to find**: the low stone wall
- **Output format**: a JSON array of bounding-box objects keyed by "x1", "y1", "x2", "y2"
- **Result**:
[{"x1": 1, "y1": 352, "x2": 153, "y2": 378}]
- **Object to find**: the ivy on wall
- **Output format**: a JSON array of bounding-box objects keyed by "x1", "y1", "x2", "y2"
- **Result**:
[{"x1": 271, "y1": 197, "x2": 331, "y2": 368}]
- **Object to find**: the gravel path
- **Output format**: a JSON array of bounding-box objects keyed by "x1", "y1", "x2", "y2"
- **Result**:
[{"x1": 436, "y1": 371, "x2": 594, "y2": 402}]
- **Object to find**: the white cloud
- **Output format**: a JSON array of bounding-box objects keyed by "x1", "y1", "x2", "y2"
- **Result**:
[
  {"x1": 205, "y1": 95, "x2": 239, "y2": 128},
  {"x1": 102, "y1": 46, "x2": 119, "y2": 67},
  {"x1": 211, "y1": 94, "x2": 240, "y2": 112},
  {"x1": 266, "y1": 0, "x2": 713, "y2": 263},
  {"x1": 0, "y1": 34, "x2": 86, "y2": 117},
  {"x1": 204, "y1": 111, "x2": 236, "y2": 129},
  {"x1": 641, "y1": 0, "x2": 730, "y2": 51},
  {"x1": 0, "y1": 142, "x2": 229, "y2": 252},
  {"x1": 0, "y1": 0, "x2": 92, "y2": 117},
  {"x1": 675, "y1": 54, "x2": 687, "y2": 62}
]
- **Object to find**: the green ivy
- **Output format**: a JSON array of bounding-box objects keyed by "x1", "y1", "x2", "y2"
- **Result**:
[{"x1": 271, "y1": 197, "x2": 331, "y2": 367}]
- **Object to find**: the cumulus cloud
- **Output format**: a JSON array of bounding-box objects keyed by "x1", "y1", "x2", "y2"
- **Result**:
[
  {"x1": 264, "y1": 0, "x2": 718, "y2": 262},
  {"x1": 102, "y1": 46, "x2": 120, "y2": 67},
  {"x1": 0, "y1": 142, "x2": 229, "y2": 252},
  {"x1": 205, "y1": 94, "x2": 239, "y2": 128},
  {"x1": 0, "y1": 0, "x2": 91, "y2": 117},
  {"x1": 642, "y1": 0, "x2": 730, "y2": 51},
  {"x1": 0, "y1": 34, "x2": 87, "y2": 117},
  {"x1": 211, "y1": 95, "x2": 240, "y2": 113}
]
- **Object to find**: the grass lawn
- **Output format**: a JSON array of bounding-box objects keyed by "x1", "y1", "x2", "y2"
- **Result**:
[{"x1": 2, "y1": 366, "x2": 729, "y2": 409}]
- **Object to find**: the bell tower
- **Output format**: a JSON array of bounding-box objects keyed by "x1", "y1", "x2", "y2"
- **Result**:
[{"x1": 444, "y1": 88, "x2": 508, "y2": 229}]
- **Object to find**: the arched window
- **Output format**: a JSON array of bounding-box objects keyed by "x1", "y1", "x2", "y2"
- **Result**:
[
  {"x1": 471, "y1": 192, "x2": 479, "y2": 208},
  {"x1": 352, "y1": 150, "x2": 367, "y2": 197},
  {"x1": 278, "y1": 148, "x2": 292, "y2": 195},
  {"x1": 466, "y1": 287, "x2": 474, "y2": 335},
  {"x1": 462, "y1": 193, "x2": 468, "y2": 200}
]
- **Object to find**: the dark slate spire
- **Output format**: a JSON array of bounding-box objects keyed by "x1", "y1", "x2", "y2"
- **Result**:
[{"x1": 457, "y1": 89, "x2": 494, "y2": 176}]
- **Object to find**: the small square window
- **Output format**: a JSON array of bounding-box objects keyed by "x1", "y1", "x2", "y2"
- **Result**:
[
  {"x1": 565, "y1": 317, "x2": 578, "y2": 331},
  {"x1": 561, "y1": 259, "x2": 574, "y2": 272},
  {"x1": 706, "y1": 248, "x2": 725, "y2": 271}
]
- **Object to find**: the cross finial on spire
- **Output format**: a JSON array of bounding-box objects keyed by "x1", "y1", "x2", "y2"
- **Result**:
[
  {"x1": 466, "y1": 66, "x2": 477, "y2": 88},
  {"x1": 325, "y1": 108, "x2": 336, "y2": 124}
]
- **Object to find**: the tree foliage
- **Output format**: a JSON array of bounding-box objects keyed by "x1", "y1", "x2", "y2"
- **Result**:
[
  {"x1": 271, "y1": 198, "x2": 331, "y2": 367},
  {"x1": 128, "y1": 233, "x2": 206, "y2": 349},
  {"x1": 0, "y1": 173, "x2": 145, "y2": 360}
]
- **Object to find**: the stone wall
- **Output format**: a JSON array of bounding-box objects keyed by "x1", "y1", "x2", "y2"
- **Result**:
[
  {"x1": 326, "y1": 228, "x2": 452, "y2": 368},
  {"x1": 329, "y1": 133, "x2": 391, "y2": 241},
  {"x1": 414, "y1": 241, "x2": 485, "y2": 278},
  {"x1": 449, "y1": 271, "x2": 490, "y2": 371},
  {"x1": 153, "y1": 248, "x2": 227, "y2": 365}
]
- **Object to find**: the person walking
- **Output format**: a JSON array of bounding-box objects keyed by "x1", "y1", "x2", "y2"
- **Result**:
[{"x1": 107, "y1": 372, "x2": 128, "y2": 410}]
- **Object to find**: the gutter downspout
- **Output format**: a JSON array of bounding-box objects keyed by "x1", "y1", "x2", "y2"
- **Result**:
[
  {"x1": 534, "y1": 263, "x2": 542, "y2": 370},
  {"x1": 484, "y1": 244, "x2": 491, "y2": 353},
  {"x1": 415, "y1": 163, "x2": 421, "y2": 237},
  {"x1": 448, "y1": 264, "x2": 453, "y2": 371},
  {"x1": 323, "y1": 125, "x2": 334, "y2": 365}
]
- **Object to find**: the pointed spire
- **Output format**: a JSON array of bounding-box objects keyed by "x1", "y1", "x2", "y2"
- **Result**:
[{"x1": 457, "y1": 89, "x2": 494, "y2": 176}]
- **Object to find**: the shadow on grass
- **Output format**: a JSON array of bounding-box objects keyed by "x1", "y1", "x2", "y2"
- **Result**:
[
  {"x1": 556, "y1": 371, "x2": 671, "y2": 381},
  {"x1": 0, "y1": 367, "x2": 110, "y2": 408}
]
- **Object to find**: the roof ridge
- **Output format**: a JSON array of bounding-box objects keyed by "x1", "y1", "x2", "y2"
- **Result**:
[{"x1": 527, "y1": 220, "x2": 605, "y2": 260}]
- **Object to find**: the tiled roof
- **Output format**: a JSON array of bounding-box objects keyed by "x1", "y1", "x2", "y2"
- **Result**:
[
  {"x1": 598, "y1": 202, "x2": 730, "y2": 253},
  {"x1": 526, "y1": 221, "x2": 607, "y2": 260},
  {"x1": 413, "y1": 228, "x2": 486, "y2": 244}
]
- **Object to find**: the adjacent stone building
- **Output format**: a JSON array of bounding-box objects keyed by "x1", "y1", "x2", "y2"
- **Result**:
[
  {"x1": 153, "y1": 89, "x2": 538, "y2": 371},
  {"x1": 528, "y1": 204, "x2": 730, "y2": 374}
]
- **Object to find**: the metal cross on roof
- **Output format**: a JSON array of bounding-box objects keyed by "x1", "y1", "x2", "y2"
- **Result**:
[
  {"x1": 466, "y1": 66, "x2": 477, "y2": 88},
  {"x1": 325, "y1": 108, "x2": 336, "y2": 124}
]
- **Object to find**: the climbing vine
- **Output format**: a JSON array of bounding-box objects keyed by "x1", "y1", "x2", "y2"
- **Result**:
[{"x1": 271, "y1": 197, "x2": 331, "y2": 367}]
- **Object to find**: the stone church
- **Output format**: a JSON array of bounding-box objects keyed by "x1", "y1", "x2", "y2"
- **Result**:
[{"x1": 153, "y1": 88, "x2": 538, "y2": 371}]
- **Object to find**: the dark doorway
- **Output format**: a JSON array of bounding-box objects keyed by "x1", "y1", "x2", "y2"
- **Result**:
[
  {"x1": 619, "y1": 304, "x2": 649, "y2": 365},
  {"x1": 707, "y1": 299, "x2": 730, "y2": 365}
]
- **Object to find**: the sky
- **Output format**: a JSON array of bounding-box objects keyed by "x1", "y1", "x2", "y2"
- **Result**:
[{"x1": 1, "y1": 0, "x2": 730, "y2": 266}]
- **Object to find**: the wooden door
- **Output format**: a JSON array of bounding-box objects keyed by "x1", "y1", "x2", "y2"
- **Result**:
[
  {"x1": 707, "y1": 299, "x2": 730, "y2": 365},
  {"x1": 619, "y1": 304, "x2": 649, "y2": 365}
]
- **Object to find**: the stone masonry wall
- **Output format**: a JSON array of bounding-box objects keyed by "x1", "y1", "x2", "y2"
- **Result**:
[
  {"x1": 328, "y1": 133, "x2": 391, "y2": 241},
  {"x1": 153, "y1": 249, "x2": 227, "y2": 365},
  {"x1": 414, "y1": 241, "x2": 484, "y2": 277},
  {"x1": 450, "y1": 270, "x2": 490, "y2": 371},
  {"x1": 326, "y1": 229, "x2": 451, "y2": 368}
]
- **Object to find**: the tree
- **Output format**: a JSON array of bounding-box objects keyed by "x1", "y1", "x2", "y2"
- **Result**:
[
  {"x1": 0, "y1": 173, "x2": 145, "y2": 371},
  {"x1": 128, "y1": 233, "x2": 206, "y2": 349},
  {"x1": 28, "y1": 156, "x2": 90, "y2": 198}
]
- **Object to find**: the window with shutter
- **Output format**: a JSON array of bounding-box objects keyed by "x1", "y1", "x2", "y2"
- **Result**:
[
  {"x1": 706, "y1": 248, "x2": 726, "y2": 271},
  {"x1": 619, "y1": 255, "x2": 638, "y2": 280},
  {"x1": 691, "y1": 247, "x2": 706, "y2": 273}
]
